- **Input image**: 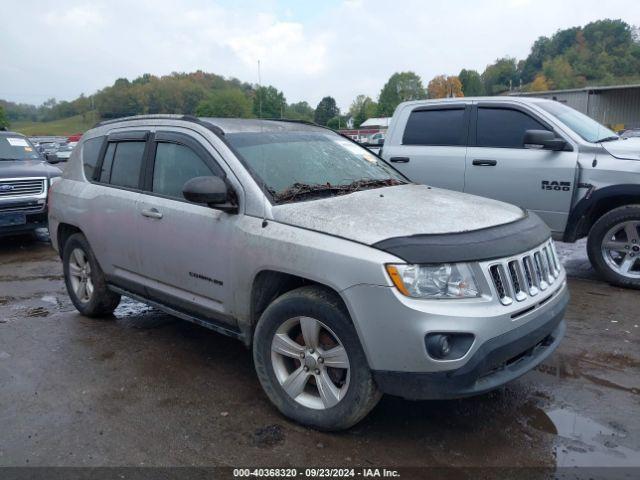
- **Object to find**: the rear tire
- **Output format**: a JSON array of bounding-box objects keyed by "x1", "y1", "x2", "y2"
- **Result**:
[
  {"x1": 63, "y1": 233, "x2": 121, "y2": 317},
  {"x1": 253, "y1": 286, "x2": 381, "y2": 431},
  {"x1": 587, "y1": 205, "x2": 640, "y2": 289}
]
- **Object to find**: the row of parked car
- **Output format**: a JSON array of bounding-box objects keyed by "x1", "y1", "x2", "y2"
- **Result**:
[
  {"x1": 1, "y1": 97, "x2": 638, "y2": 431},
  {"x1": 29, "y1": 134, "x2": 82, "y2": 163}
]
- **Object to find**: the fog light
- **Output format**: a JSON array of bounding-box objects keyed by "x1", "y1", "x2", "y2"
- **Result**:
[
  {"x1": 425, "y1": 332, "x2": 474, "y2": 360},
  {"x1": 426, "y1": 334, "x2": 451, "y2": 359}
]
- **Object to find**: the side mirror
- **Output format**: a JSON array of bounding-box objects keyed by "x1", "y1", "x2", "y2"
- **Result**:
[
  {"x1": 182, "y1": 176, "x2": 237, "y2": 213},
  {"x1": 523, "y1": 130, "x2": 567, "y2": 151},
  {"x1": 45, "y1": 153, "x2": 60, "y2": 163}
]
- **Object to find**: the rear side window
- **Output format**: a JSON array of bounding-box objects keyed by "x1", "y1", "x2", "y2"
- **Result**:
[
  {"x1": 81, "y1": 137, "x2": 103, "y2": 180},
  {"x1": 402, "y1": 108, "x2": 467, "y2": 146},
  {"x1": 98, "y1": 141, "x2": 145, "y2": 188},
  {"x1": 152, "y1": 142, "x2": 213, "y2": 199},
  {"x1": 476, "y1": 108, "x2": 548, "y2": 148}
]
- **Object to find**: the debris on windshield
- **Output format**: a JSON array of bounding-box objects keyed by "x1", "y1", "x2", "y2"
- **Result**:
[{"x1": 273, "y1": 178, "x2": 407, "y2": 204}]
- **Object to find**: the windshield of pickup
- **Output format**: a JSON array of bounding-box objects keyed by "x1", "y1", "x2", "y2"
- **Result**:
[
  {"x1": 226, "y1": 131, "x2": 407, "y2": 203},
  {"x1": 538, "y1": 101, "x2": 618, "y2": 143},
  {"x1": 0, "y1": 135, "x2": 41, "y2": 161}
]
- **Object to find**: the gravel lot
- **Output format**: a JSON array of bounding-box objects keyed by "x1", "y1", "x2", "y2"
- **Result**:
[{"x1": 0, "y1": 232, "x2": 638, "y2": 470}]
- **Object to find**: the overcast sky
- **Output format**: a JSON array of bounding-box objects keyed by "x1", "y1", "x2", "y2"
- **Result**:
[{"x1": 2, "y1": 0, "x2": 639, "y2": 110}]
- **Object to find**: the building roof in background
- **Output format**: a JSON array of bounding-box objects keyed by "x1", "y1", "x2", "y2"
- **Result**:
[
  {"x1": 510, "y1": 84, "x2": 640, "y2": 96},
  {"x1": 360, "y1": 117, "x2": 391, "y2": 128}
]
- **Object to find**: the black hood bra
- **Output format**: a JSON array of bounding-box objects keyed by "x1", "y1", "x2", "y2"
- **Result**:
[{"x1": 373, "y1": 212, "x2": 551, "y2": 263}]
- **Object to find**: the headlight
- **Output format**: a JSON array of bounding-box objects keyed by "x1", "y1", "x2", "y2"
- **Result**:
[{"x1": 386, "y1": 263, "x2": 480, "y2": 299}]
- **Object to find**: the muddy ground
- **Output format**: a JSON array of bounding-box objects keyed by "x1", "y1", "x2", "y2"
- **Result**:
[{"x1": 0, "y1": 232, "x2": 638, "y2": 470}]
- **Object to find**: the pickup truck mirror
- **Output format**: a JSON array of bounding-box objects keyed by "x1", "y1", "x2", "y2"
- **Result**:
[
  {"x1": 44, "y1": 153, "x2": 60, "y2": 163},
  {"x1": 523, "y1": 130, "x2": 567, "y2": 151},
  {"x1": 182, "y1": 176, "x2": 237, "y2": 213}
]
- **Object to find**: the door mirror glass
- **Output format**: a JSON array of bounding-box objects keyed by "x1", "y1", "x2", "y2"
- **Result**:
[
  {"x1": 182, "y1": 176, "x2": 236, "y2": 212},
  {"x1": 523, "y1": 130, "x2": 567, "y2": 151}
]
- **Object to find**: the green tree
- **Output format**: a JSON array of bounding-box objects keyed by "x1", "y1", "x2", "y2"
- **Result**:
[
  {"x1": 326, "y1": 116, "x2": 349, "y2": 130},
  {"x1": 253, "y1": 86, "x2": 286, "y2": 118},
  {"x1": 458, "y1": 69, "x2": 484, "y2": 96},
  {"x1": 314, "y1": 96, "x2": 339, "y2": 126},
  {"x1": 377, "y1": 72, "x2": 426, "y2": 116},
  {"x1": 284, "y1": 101, "x2": 315, "y2": 121},
  {"x1": 0, "y1": 105, "x2": 9, "y2": 129},
  {"x1": 348, "y1": 95, "x2": 378, "y2": 128},
  {"x1": 482, "y1": 57, "x2": 519, "y2": 95},
  {"x1": 195, "y1": 89, "x2": 252, "y2": 118},
  {"x1": 543, "y1": 57, "x2": 581, "y2": 90}
]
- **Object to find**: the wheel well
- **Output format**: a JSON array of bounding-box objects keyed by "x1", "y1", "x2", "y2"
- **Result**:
[
  {"x1": 582, "y1": 196, "x2": 639, "y2": 237},
  {"x1": 56, "y1": 223, "x2": 82, "y2": 258},
  {"x1": 250, "y1": 271, "x2": 347, "y2": 329}
]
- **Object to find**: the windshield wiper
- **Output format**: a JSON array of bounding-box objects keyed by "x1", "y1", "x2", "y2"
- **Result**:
[
  {"x1": 595, "y1": 135, "x2": 620, "y2": 143},
  {"x1": 345, "y1": 178, "x2": 407, "y2": 192},
  {"x1": 273, "y1": 183, "x2": 348, "y2": 203},
  {"x1": 273, "y1": 178, "x2": 407, "y2": 204}
]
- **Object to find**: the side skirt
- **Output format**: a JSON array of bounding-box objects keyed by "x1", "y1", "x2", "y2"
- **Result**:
[{"x1": 108, "y1": 284, "x2": 245, "y2": 342}]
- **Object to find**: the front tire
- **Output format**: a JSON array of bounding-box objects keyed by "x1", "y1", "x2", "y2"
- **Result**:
[
  {"x1": 587, "y1": 205, "x2": 640, "y2": 289},
  {"x1": 63, "y1": 233, "x2": 121, "y2": 317},
  {"x1": 253, "y1": 286, "x2": 381, "y2": 431}
]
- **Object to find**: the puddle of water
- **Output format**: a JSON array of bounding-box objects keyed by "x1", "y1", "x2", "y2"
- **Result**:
[
  {"x1": 527, "y1": 407, "x2": 640, "y2": 467},
  {"x1": 536, "y1": 354, "x2": 639, "y2": 395}
]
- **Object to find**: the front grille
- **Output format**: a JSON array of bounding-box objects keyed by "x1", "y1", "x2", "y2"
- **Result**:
[
  {"x1": 487, "y1": 240, "x2": 562, "y2": 306},
  {"x1": 0, "y1": 201, "x2": 44, "y2": 214},
  {"x1": 0, "y1": 178, "x2": 46, "y2": 198}
]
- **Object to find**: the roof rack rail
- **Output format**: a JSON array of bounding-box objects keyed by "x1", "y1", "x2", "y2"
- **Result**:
[{"x1": 91, "y1": 114, "x2": 226, "y2": 137}]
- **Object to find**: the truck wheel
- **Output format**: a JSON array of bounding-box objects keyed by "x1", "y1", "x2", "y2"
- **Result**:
[
  {"x1": 253, "y1": 286, "x2": 381, "y2": 431},
  {"x1": 587, "y1": 205, "x2": 640, "y2": 289},
  {"x1": 63, "y1": 233, "x2": 121, "y2": 317}
]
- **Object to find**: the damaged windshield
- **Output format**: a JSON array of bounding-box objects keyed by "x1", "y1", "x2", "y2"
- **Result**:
[{"x1": 226, "y1": 131, "x2": 407, "y2": 203}]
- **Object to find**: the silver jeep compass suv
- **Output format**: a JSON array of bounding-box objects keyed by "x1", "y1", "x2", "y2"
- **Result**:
[{"x1": 49, "y1": 115, "x2": 569, "y2": 430}]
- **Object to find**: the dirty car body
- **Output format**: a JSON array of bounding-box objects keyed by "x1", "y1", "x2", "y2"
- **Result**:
[{"x1": 49, "y1": 115, "x2": 568, "y2": 429}]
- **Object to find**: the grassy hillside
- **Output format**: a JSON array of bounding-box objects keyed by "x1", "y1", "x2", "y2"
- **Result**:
[{"x1": 10, "y1": 111, "x2": 99, "y2": 136}]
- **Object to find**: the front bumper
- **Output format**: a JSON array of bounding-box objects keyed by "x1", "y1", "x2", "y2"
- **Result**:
[
  {"x1": 0, "y1": 211, "x2": 48, "y2": 236},
  {"x1": 372, "y1": 289, "x2": 567, "y2": 399}
]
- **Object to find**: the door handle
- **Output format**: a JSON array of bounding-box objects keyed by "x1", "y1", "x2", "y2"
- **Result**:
[
  {"x1": 472, "y1": 159, "x2": 497, "y2": 166},
  {"x1": 141, "y1": 208, "x2": 163, "y2": 219},
  {"x1": 389, "y1": 157, "x2": 410, "y2": 163}
]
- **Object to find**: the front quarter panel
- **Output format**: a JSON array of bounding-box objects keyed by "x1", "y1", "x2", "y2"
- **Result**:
[{"x1": 230, "y1": 215, "x2": 397, "y2": 325}]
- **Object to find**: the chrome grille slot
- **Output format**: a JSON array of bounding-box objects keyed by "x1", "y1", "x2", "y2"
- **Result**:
[
  {"x1": 507, "y1": 260, "x2": 527, "y2": 301},
  {"x1": 485, "y1": 240, "x2": 562, "y2": 306},
  {"x1": 490, "y1": 264, "x2": 513, "y2": 306},
  {"x1": 0, "y1": 178, "x2": 45, "y2": 197},
  {"x1": 533, "y1": 252, "x2": 548, "y2": 291}
]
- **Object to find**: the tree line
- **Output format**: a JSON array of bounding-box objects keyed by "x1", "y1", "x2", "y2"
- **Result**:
[{"x1": 1, "y1": 19, "x2": 638, "y2": 131}]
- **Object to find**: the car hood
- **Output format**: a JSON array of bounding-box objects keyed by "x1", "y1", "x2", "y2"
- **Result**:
[
  {"x1": 601, "y1": 138, "x2": 640, "y2": 161},
  {"x1": 272, "y1": 184, "x2": 525, "y2": 245},
  {"x1": 0, "y1": 159, "x2": 62, "y2": 179}
]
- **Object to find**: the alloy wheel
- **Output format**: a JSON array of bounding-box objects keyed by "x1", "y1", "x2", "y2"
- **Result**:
[
  {"x1": 271, "y1": 316, "x2": 350, "y2": 410},
  {"x1": 68, "y1": 248, "x2": 94, "y2": 303},
  {"x1": 601, "y1": 220, "x2": 640, "y2": 279}
]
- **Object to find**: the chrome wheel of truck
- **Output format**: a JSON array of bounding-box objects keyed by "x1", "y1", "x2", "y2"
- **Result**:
[
  {"x1": 601, "y1": 220, "x2": 640, "y2": 279},
  {"x1": 271, "y1": 316, "x2": 350, "y2": 410},
  {"x1": 588, "y1": 205, "x2": 640, "y2": 289}
]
